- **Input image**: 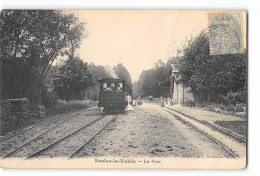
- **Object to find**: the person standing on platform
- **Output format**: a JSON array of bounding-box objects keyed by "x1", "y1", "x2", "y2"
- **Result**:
[{"x1": 160, "y1": 96, "x2": 164, "y2": 107}]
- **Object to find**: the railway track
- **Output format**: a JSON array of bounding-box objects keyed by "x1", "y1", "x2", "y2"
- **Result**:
[
  {"x1": 2, "y1": 113, "x2": 80, "y2": 159},
  {"x1": 0, "y1": 111, "x2": 77, "y2": 143},
  {"x1": 165, "y1": 107, "x2": 245, "y2": 158},
  {"x1": 24, "y1": 114, "x2": 116, "y2": 159},
  {"x1": 0, "y1": 112, "x2": 84, "y2": 158},
  {"x1": 0, "y1": 107, "x2": 98, "y2": 143},
  {"x1": 0, "y1": 107, "x2": 103, "y2": 158},
  {"x1": 68, "y1": 115, "x2": 117, "y2": 159},
  {"x1": 165, "y1": 107, "x2": 246, "y2": 143}
]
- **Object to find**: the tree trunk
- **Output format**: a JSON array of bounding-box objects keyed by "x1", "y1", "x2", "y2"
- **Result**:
[{"x1": 11, "y1": 25, "x2": 22, "y2": 99}]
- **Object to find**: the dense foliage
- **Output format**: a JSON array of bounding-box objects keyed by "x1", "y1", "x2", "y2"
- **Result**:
[
  {"x1": 177, "y1": 34, "x2": 247, "y2": 104},
  {"x1": 133, "y1": 60, "x2": 172, "y2": 98},
  {"x1": 135, "y1": 33, "x2": 247, "y2": 105},
  {"x1": 0, "y1": 10, "x2": 85, "y2": 104},
  {"x1": 114, "y1": 63, "x2": 132, "y2": 86},
  {"x1": 51, "y1": 60, "x2": 133, "y2": 101},
  {"x1": 51, "y1": 56, "x2": 92, "y2": 101}
]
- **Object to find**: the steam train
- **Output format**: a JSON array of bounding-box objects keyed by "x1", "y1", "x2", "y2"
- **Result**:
[{"x1": 98, "y1": 78, "x2": 131, "y2": 113}]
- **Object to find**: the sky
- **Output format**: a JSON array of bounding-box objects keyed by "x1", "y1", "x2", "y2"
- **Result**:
[{"x1": 73, "y1": 10, "x2": 209, "y2": 82}]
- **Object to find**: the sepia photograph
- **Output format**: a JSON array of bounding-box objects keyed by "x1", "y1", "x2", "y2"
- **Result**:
[{"x1": 0, "y1": 9, "x2": 247, "y2": 169}]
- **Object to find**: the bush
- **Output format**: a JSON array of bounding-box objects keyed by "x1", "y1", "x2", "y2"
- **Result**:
[
  {"x1": 41, "y1": 90, "x2": 58, "y2": 109},
  {"x1": 235, "y1": 103, "x2": 246, "y2": 112},
  {"x1": 221, "y1": 90, "x2": 247, "y2": 105},
  {"x1": 46, "y1": 99, "x2": 97, "y2": 116},
  {"x1": 226, "y1": 106, "x2": 236, "y2": 112},
  {"x1": 195, "y1": 101, "x2": 246, "y2": 118}
]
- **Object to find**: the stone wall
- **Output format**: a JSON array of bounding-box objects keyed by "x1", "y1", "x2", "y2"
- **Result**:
[
  {"x1": 0, "y1": 98, "x2": 45, "y2": 119},
  {"x1": 0, "y1": 98, "x2": 29, "y2": 120}
]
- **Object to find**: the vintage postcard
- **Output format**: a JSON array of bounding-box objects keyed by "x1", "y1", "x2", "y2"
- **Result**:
[{"x1": 0, "y1": 10, "x2": 247, "y2": 169}]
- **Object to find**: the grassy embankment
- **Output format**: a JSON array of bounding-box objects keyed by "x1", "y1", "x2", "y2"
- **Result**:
[
  {"x1": 193, "y1": 103, "x2": 246, "y2": 118},
  {"x1": 45, "y1": 100, "x2": 97, "y2": 116},
  {"x1": 143, "y1": 98, "x2": 246, "y2": 118}
]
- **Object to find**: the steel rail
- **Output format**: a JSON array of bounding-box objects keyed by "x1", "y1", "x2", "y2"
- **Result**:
[
  {"x1": 0, "y1": 111, "x2": 79, "y2": 143},
  {"x1": 68, "y1": 115, "x2": 117, "y2": 159},
  {"x1": 201, "y1": 120, "x2": 246, "y2": 143},
  {"x1": 2, "y1": 113, "x2": 80, "y2": 159},
  {"x1": 165, "y1": 107, "x2": 246, "y2": 143},
  {"x1": 165, "y1": 109, "x2": 238, "y2": 158},
  {"x1": 25, "y1": 114, "x2": 105, "y2": 160}
]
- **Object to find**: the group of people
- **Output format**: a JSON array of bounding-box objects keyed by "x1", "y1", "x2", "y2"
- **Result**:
[
  {"x1": 160, "y1": 96, "x2": 173, "y2": 107},
  {"x1": 103, "y1": 83, "x2": 123, "y2": 93}
]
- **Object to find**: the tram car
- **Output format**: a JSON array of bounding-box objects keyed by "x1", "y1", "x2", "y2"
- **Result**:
[{"x1": 98, "y1": 78, "x2": 128, "y2": 113}]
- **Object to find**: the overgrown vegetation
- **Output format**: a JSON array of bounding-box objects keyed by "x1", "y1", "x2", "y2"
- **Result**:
[
  {"x1": 134, "y1": 33, "x2": 247, "y2": 116},
  {"x1": 0, "y1": 10, "x2": 133, "y2": 118},
  {"x1": 45, "y1": 100, "x2": 97, "y2": 116},
  {"x1": 176, "y1": 34, "x2": 247, "y2": 104},
  {"x1": 0, "y1": 10, "x2": 85, "y2": 104},
  {"x1": 52, "y1": 56, "x2": 92, "y2": 101},
  {"x1": 133, "y1": 60, "x2": 172, "y2": 98}
]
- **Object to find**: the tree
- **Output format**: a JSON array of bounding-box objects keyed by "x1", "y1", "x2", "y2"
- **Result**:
[
  {"x1": 86, "y1": 63, "x2": 112, "y2": 100},
  {"x1": 175, "y1": 33, "x2": 247, "y2": 103},
  {"x1": 113, "y1": 63, "x2": 132, "y2": 86},
  {"x1": 88, "y1": 63, "x2": 111, "y2": 82},
  {"x1": 134, "y1": 60, "x2": 172, "y2": 98},
  {"x1": 0, "y1": 10, "x2": 86, "y2": 103},
  {"x1": 52, "y1": 56, "x2": 92, "y2": 101}
]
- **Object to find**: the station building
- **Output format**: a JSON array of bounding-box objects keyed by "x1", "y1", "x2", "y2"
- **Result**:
[{"x1": 171, "y1": 64, "x2": 195, "y2": 105}]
